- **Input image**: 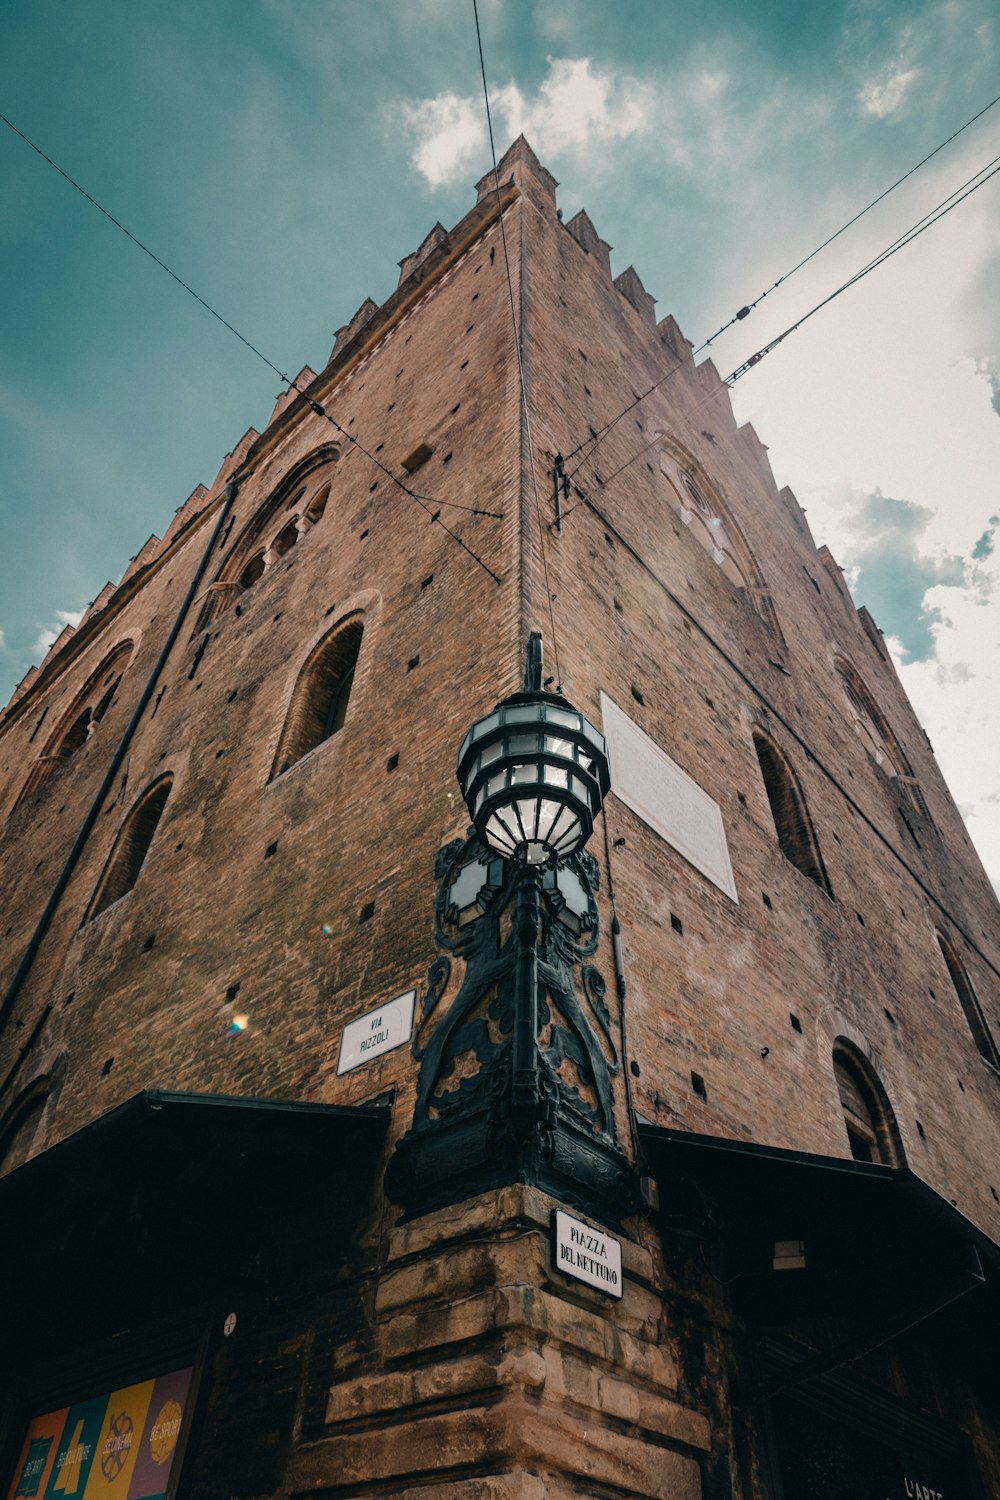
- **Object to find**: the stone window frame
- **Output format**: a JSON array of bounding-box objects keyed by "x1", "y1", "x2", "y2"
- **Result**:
[
  {"x1": 85, "y1": 774, "x2": 174, "y2": 922},
  {"x1": 936, "y1": 931, "x2": 1000, "y2": 1072},
  {"x1": 194, "y1": 445, "x2": 339, "y2": 632},
  {"x1": 832, "y1": 1040, "x2": 905, "y2": 1166},
  {"x1": 268, "y1": 614, "x2": 364, "y2": 782},
  {"x1": 752, "y1": 729, "x2": 833, "y2": 897},
  {"x1": 11, "y1": 639, "x2": 135, "y2": 813},
  {"x1": 833, "y1": 655, "x2": 929, "y2": 819},
  {"x1": 656, "y1": 436, "x2": 784, "y2": 640}
]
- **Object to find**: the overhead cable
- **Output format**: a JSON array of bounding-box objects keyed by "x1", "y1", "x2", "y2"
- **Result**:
[
  {"x1": 563, "y1": 89, "x2": 1000, "y2": 480},
  {"x1": 724, "y1": 147, "x2": 1000, "y2": 386},
  {"x1": 0, "y1": 108, "x2": 503, "y2": 584},
  {"x1": 557, "y1": 140, "x2": 1000, "y2": 527}
]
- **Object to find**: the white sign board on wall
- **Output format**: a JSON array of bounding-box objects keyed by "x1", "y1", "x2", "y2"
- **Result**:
[
  {"x1": 552, "y1": 1210, "x2": 623, "y2": 1298},
  {"x1": 336, "y1": 989, "x2": 416, "y2": 1075},
  {"x1": 600, "y1": 694, "x2": 738, "y2": 902}
]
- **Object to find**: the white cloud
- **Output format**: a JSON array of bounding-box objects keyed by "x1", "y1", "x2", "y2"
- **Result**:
[
  {"x1": 398, "y1": 91, "x2": 487, "y2": 190},
  {"x1": 400, "y1": 57, "x2": 655, "y2": 189},
  {"x1": 0, "y1": 627, "x2": 7, "y2": 652},
  {"x1": 493, "y1": 58, "x2": 655, "y2": 159},
  {"x1": 34, "y1": 608, "x2": 85, "y2": 655},
  {"x1": 858, "y1": 66, "x2": 921, "y2": 119}
]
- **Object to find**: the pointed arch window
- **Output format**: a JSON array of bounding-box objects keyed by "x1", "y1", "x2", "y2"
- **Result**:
[
  {"x1": 270, "y1": 617, "x2": 363, "y2": 780},
  {"x1": 937, "y1": 932, "x2": 999, "y2": 1069},
  {"x1": 87, "y1": 776, "x2": 172, "y2": 920},
  {"x1": 657, "y1": 443, "x2": 782, "y2": 637},
  {"x1": 834, "y1": 657, "x2": 929, "y2": 818},
  {"x1": 833, "y1": 1044, "x2": 903, "y2": 1166},
  {"x1": 195, "y1": 446, "x2": 339, "y2": 631},
  {"x1": 752, "y1": 731, "x2": 833, "y2": 896},
  {"x1": 12, "y1": 640, "x2": 134, "y2": 812}
]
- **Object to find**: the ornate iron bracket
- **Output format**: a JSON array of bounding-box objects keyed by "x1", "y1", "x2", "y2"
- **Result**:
[{"x1": 385, "y1": 829, "x2": 635, "y2": 1223}]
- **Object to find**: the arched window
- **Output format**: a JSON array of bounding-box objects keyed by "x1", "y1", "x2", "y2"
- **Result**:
[
  {"x1": 937, "y1": 932, "x2": 999, "y2": 1069},
  {"x1": 88, "y1": 776, "x2": 172, "y2": 920},
  {"x1": 657, "y1": 441, "x2": 782, "y2": 637},
  {"x1": 834, "y1": 657, "x2": 928, "y2": 818},
  {"x1": 270, "y1": 618, "x2": 363, "y2": 780},
  {"x1": 195, "y1": 446, "x2": 339, "y2": 630},
  {"x1": 752, "y1": 731, "x2": 833, "y2": 896},
  {"x1": 0, "y1": 1085, "x2": 48, "y2": 1177},
  {"x1": 833, "y1": 1044, "x2": 903, "y2": 1166},
  {"x1": 12, "y1": 641, "x2": 134, "y2": 811}
]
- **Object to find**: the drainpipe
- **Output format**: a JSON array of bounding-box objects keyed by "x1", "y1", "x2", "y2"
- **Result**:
[{"x1": 0, "y1": 479, "x2": 240, "y2": 1044}]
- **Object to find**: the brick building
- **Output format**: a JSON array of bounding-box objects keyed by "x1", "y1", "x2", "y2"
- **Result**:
[{"x1": 1, "y1": 137, "x2": 999, "y2": 1499}]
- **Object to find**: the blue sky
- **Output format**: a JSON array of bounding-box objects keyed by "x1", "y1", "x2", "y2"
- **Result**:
[{"x1": 1, "y1": 0, "x2": 999, "y2": 886}]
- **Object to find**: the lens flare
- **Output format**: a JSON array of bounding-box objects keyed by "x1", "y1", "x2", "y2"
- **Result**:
[{"x1": 228, "y1": 1013, "x2": 249, "y2": 1035}]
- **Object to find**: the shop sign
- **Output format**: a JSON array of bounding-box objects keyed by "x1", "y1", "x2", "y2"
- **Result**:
[
  {"x1": 6, "y1": 1367, "x2": 192, "y2": 1500},
  {"x1": 336, "y1": 989, "x2": 415, "y2": 1075},
  {"x1": 553, "y1": 1210, "x2": 623, "y2": 1299}
]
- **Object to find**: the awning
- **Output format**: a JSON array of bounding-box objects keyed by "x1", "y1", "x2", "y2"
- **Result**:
[
  {"x1": 636, "y1": 1122, "x2": 1000, "y2": 1330},
  {"x1": 0, "y1": 1090, "x2": 391, "y2": 1363}
]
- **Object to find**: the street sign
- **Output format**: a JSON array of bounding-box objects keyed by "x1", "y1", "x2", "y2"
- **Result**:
[
  {"x1": 552, "y1": 1209, "x2": 623, "y2": 1299},
  {"x1": 336, "y1": 989, "x2": 415, "y2": 1075}
]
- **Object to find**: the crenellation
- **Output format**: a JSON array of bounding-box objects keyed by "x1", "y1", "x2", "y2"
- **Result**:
[
  {"x1": 613, "y1": 264, "x2": 657, "y2": 326},
  {"x1": 398, "y1": 222, "x2": 448, "y2": 286},
  {"x1": 329, "y1": 296, "x2": 379, "y2": 362},
  {"x1": 564, "y1": 209, "x2": 612, "y2": 276}
]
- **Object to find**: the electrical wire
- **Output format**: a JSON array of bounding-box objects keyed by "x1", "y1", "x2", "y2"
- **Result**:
[
  {"x1": 562, "y1": 88, "x2": 1000, "y2": 480},
  {"x1": 557, "y1": 139, "x2": 1000, "y2": 525},
  {"x1": 473, "y1": 0, "x2": 563, "y2": 686},
  {"x1": 0, "y1": 108, "x2": 504, "y2": 581},
  {"x1": 724, "y1": 147, "x2": 1000, "y2": 387}
]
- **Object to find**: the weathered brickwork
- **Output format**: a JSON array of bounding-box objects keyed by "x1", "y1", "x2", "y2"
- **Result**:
[{"x1": 1, "y1": 137, "x2": 998, "y2": 1499}]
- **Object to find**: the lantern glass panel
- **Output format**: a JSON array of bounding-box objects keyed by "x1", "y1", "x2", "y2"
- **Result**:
[
  {"x1": 508, "y1": 733, "x2": 538, "y2": 753},
  {"x1": 511, "y1": 764, "x2": 535, "y2": 785},
  {"x1": 544, "y1": 735, "x2": 574, "y2": 758},
  {"x1": 544, "y1": 765, "x2": 569, "y2": 788}
]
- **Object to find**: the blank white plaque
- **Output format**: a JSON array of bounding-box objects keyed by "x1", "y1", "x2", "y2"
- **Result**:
[{"x1": 600, "y1": 694, "x2": 738, "y2": 902}]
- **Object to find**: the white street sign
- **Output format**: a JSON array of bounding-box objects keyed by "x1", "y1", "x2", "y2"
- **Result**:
[
  {"x1": 553, "y1": 1210, "x2": 623, "y2": 1299},
  {"x1": 336, "y1": 989, "x2": 415, "y2": 1075}
]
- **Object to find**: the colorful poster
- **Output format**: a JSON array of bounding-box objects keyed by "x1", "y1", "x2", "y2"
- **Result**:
[
  {"x1": 81, "y1": 1381, "x2": 154, "y2": 1500},
  {"x1": 7, "y1": 1369, "x2": 193, "y2": 1500},
  {"x1": 125, "y1": 1369, "x2": 192, "y2": 1500},
  {"x1": 44, "y1": 1398, "x2": 107, "y2": 1500},
  {"x1": 6, "y1": 1409, "x2": 67, "y2": 1500}
]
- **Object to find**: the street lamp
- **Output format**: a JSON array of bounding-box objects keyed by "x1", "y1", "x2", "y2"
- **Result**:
[
  {"x1": 456, "y1": 633, "x2": 610, "y2": 866},
  {"x1": 385, "y1": 633, "x2": 632, "y2": 1225}
]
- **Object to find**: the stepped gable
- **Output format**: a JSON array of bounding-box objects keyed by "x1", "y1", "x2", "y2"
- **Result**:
[
  {"x1": 475, "y1": 134, "x2": 557, "y2": 210},
  {"x1": 613, "y1": 265, "x2": 656, "y2": 327},
  {"x1": 397, "y1": 223, "x2": 448, "y2": 287},
  {"x1": 329, "y1": 298, "x2": 379, "y2": 363},
  {"x1": 564, "y1": 209, "x2": 612, "y2": 277}
]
